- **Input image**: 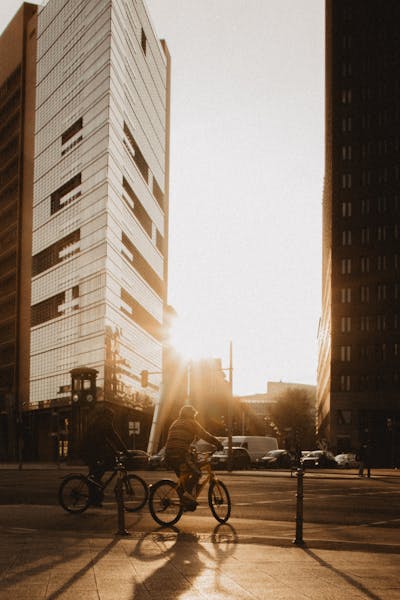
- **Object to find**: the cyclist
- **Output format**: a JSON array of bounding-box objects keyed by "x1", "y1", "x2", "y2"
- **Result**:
[
  {"x1": 81, "y1": 404, "x2": 128, "y2": 506},
  {"x1": 165, "y1": 404, "x2": 224, "y2": 510}
]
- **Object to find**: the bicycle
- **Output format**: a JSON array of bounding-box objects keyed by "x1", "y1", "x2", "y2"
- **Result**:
[
  {"x1": 148, "y1": 450, "x2": 231, "y2": 526},
  {"x1": 58, "y1": 453, "x2": 149, "y2": 514}
]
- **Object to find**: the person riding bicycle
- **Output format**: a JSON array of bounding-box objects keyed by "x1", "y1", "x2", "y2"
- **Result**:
[
  {"x1": 165, "y1": 404, "x2": 224, "y2": 510},
  {"x1": 81, "y1": 404, "x2": 128, "y2": 505}
]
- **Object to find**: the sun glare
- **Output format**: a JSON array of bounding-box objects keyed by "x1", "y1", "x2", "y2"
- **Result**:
[{"x1": 168, "y1": 315, "x2": 210, "y2": 361}]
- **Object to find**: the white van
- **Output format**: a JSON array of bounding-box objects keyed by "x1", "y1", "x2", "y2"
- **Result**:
[{"x1": 224, "y1": 436, "x2": 278, "y2": 465}]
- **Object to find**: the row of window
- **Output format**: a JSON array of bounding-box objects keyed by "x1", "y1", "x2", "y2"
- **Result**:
[
  {"x1": 339, "y1": 224, "x2": 400, "y2": 244},
  {"x1": 337, "y1": 373, "x2": 400, "y2": 393},
  {"x1": 121, "y1": 232, "x2": 162, "y2": 297},
  {"x1": 340, "y1": 314, "x2": 400, "y2": 333},
  {"x1": 342, "y1": 254, "x2": 400, "y2": 274},
  {"x1": 340, "y1": 284, "x2": 400, "y2": 303},
  {"x1": 340, "y1": 167, "x2": 400, "y2": 189},
  {"x1": 120, "y1": 287, "x2": 162, "y2": 342},
  {"x1": 31, "y1": 286, "x2": 80, "y2": 327},
  {"x1": 339, "y1": 343, "x2": 400, "y2": 362},
  {"x1": 32, "y1": 230, "x2": 80, "y2": 276},
  {"x1": 123, "y1": 121, "x2": 164, "y2": 210},
  {"x1": 50, "y1": 173, "x2": 82, "y2": 215},
  {"x1": 122, "y1": 177, "x2": 164, "y2": 254}
]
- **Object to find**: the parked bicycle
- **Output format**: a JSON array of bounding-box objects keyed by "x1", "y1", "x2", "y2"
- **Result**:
[
  {"x1": 148, "y1": 450, "x2": 231, "y2": 526},
  {"x1": 58, "y1": 452, "x2": 148, "y2": 514}
]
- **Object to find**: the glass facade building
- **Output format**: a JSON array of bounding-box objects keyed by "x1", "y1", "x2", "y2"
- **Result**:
[{"x1": 31, "y1": 0, "x2": 170, "y2": 417}]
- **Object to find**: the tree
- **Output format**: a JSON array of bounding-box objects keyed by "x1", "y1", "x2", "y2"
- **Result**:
[{"x1": 267, "y1": 387, "x2": 316, "y2": 450}]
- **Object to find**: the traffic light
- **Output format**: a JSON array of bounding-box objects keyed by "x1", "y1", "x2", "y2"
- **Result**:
[{"x1": 140, "y1": 370, "x2": 149, "y2": 387}]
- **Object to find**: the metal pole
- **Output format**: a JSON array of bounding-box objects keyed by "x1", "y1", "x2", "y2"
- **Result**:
[
  {"x1": 293, "y1": 466, "x2": 305, "y2": 546},
  {"x1": 115, "y1": 474, "x2": 130, "y2": 536},
  {"x1": 227, "y1": 341, "x2": 233, "y2": 472}
]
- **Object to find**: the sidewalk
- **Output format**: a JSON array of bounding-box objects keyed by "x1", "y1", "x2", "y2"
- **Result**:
[{"x1": 0, "y1": 504, "x2": 399, "y2": 599}]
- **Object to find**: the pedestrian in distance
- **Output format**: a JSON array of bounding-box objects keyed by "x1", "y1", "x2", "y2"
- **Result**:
[
  {"x1": 357, "y1": 440, "x2": 371, "y2": 478},
  {"x1": 165, "y1": 404, "x2": 224, "y2": 510}
]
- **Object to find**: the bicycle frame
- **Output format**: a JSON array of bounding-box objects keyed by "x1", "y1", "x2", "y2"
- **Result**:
[{"x1": 177, "y1": 453, "x2": 218, "y2": 500}]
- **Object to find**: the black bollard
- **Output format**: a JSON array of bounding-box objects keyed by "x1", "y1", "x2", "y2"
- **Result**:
[
  {"x1": 293, "y1": 467, "x2": 305, "y2": 546},
  {"x1": 115, "y1": 476, "x2": 130, "y2": 536}
]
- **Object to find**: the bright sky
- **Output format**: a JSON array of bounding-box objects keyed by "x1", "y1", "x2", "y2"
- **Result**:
[{"x1": 1, "y1": 1, "x2": 325, "y2": 396}]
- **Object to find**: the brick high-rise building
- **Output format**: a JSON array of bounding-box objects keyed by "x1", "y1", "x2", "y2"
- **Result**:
[
  {"x1": 0, "y1": 0, "x2": 170, "y2": 460},
  {"x1": 318, "y1": 0, "x2": 400, "y2": 465}
]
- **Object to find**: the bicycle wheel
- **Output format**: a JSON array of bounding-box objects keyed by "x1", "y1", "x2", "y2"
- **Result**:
[
  {"x1": 208, "y1": 479, "x2": 231, "y2": 524},
  {"x1": 122, "y1": 474, "x2": 149, "y2": 512},
  {"x1": 58, "y1": 474, "x2": 91, "y2": 514},
  {"x1": 148, "y1": 479, "x2": 183, "y2": 526}
]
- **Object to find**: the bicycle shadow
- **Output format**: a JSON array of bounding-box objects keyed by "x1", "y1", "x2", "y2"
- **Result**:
[{"x1": 131, "y1": 523, "x2": 238, "y2": 598}]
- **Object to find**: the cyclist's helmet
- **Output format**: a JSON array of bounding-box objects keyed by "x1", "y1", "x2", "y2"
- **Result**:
[{"x1": 179, "y1": 404, "x2": 198, "y2": 419}]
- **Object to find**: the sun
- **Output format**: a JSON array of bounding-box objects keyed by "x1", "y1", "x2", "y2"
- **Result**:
[{"x1": 168, "y1": 313, "x2": 210, "y2": 361}]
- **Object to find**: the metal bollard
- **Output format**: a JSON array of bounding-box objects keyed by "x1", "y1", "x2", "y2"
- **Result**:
[
  {"x1": 115, "y1": 476, "x2": 130, "y2": 536},
  {"x1": 293, "y1": 467, "x2": 305, "y2": 546}
]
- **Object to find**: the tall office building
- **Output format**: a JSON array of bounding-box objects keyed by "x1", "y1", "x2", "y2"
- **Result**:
[
  {"x1": 318, "y1": 1, "x2": 400, "y2": 465},
  {"x1": 0, "y1": 0, "x2": 170, "y2": 459},
  {"x1": 0, "y1": 4, "x2": 38, "y2": 460}
]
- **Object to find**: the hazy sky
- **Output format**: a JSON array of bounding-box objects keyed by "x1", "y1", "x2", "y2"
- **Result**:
[{"x1": 1, "y1": 1, "x2": 325, "y2": 396}]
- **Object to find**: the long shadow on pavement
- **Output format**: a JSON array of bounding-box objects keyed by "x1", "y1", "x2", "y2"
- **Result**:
[{"x1": 131, "y1": 524, "x2": 238, "y2": 599}]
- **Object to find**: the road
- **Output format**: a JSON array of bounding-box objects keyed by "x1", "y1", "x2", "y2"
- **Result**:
[{"x1": 0, "y1": 467, "x2": 399, "y2": 537}]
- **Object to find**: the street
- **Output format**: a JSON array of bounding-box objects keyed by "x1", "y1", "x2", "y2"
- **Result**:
[
  {"x1": 0, "y1": 468, "x2": 400, "y2": 599},
  {"x1": 0, "y1": 467, "x2": 399, "y2": 537}
]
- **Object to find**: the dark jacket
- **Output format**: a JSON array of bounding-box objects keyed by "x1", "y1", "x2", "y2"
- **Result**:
[
  {"x1": 165, "y1": 416, "x2": 220, "y2": 458},
  {"x1": 81, "y1": 409, "x2": 127, "y2": 462}
]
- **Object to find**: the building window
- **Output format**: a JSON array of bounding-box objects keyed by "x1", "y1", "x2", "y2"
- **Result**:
[
  {"x1": 341, "y1": 258, "x2": 351, "y2": 274},
  {"x1": 32, "y1": 230, "x2": 80, "y2": 276},
  {"x1": 121, "y1": 231, "x2": 162, "y2": 297},
  {"x1": 123, "y1": 122, "x2": 149, "y2": 182},
  {"x1": 360, "y1": 286, "x2": 370, "y2": 303},
  {"x1": 377, "y1": 256, "x2": 387, "y2": 271},
  {"x1": 341, "y1": 288, "x2": 351, "y2": 303},
  {"x1": 341, "y1": 201, "x2": 352, "y2": 217},
  {"x1": 31, "y1": 292, "x2": 66, "y2": 326},
  {"x1": 141, "y1": 27, "x2": 147, "y2": 54},
  {"x1": 360, "y1": 316, "x2": 370, "y2": 332},
  {"x1": 361, "y1": 199, "x2": 370, "y2": 215},
  {"x1": 377, "y1": 284, "x2": 387, "y2": 301},
  {"x1": 122, "y1": 177, "x2": 152, "y2": 237},
  {"x1": 340, "y1": 345, "x2": 351, "y2": 362},
  {"x1": 377, "y1": 226, "x2": 387, "y2": 241},
  {"x1": 377, "y1": 315, "x2": 387, "y2": 331},
  {"x1": 50, "y1": 173, "x2": 81, "y2": 215},
  {"x1": 361, "y1": 256, "x2": 370, "y2": 273},
  {"x1": 340, "y1": 375, "x2": 351, "y2": 392},
  {"x1": 342, "y1": 230, "x2": 352, "y2": 245},
  {"x1": 61, "y1": 117, "x2": 83, "y2": 145},
  {"x1": 152, "y1": 177, "x2": 164, "y2": 210},
  {"x1": 120, "y1": 288, "x2": 162, "y2": 341},
  {"x1": 361, "y1": 227, "x2": 370, "y2": 244},
  {"x1": 341, "y1": 316, "x2": 351, "y2": 332},
  {"x1": 341, "y1": 173, "x2": 352, "y2": 189}
]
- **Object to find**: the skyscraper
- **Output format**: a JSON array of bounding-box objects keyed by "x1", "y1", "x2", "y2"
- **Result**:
[
  {"x1": 318, "y1": 0, "x2": 400, "y2": 465},
  {"x1": 0, "y1": 0, "x2": 170, "y2": 460},
  {"x1": 0, "y1": 3, "x2": 37, "y2": 460}
]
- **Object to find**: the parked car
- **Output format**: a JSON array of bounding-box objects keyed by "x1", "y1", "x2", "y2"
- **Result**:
[
  {"x1": 257, "y1": 449, "x2": 295, "y2": 469},
  {"x1": 301, "y1": 450, "x2": 337, "y2": 469},
  {"x1": 218, "y1": 436, "x2": 278, "y2": 466},
  {"x1": 335, "y1": 452, "x2": 359, "y2": 468},
  {"x1": 148, "y1": 446, "x2": 166, "y2": 470},
  {"x1": 124, "y1": 449, "x2": 149, "y2": 470},
  {"x1": 211, "y1": 447, "x2": 251, "y2": 470}
]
